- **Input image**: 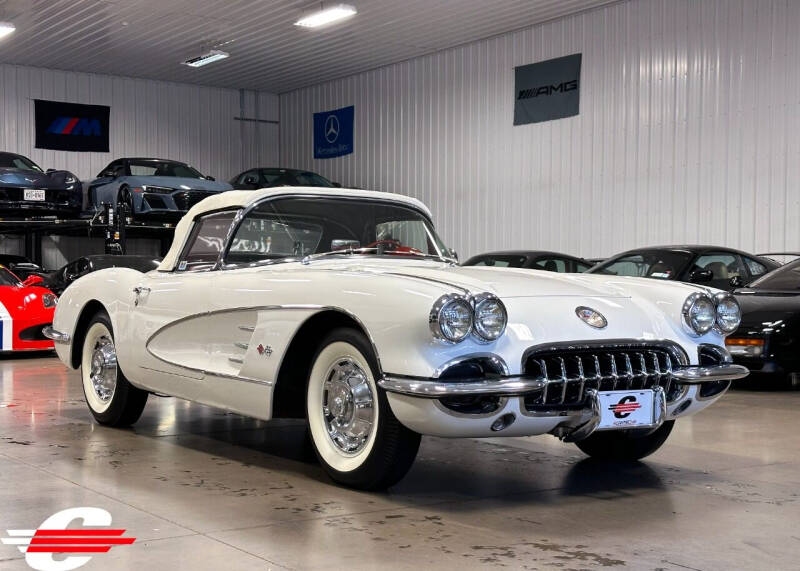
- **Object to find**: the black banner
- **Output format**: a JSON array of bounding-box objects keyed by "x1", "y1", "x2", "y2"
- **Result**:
[
  {"x1": 514, "y1": 54, "x2": 581, "y2": 125},
  {"x1": 34, "y1": 99, "x2": 110, "y2": 152}
]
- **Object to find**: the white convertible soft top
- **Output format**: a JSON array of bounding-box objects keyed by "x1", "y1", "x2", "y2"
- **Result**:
[{"x1": 158, "y1": 186, "x2": 433, "y2": 271}]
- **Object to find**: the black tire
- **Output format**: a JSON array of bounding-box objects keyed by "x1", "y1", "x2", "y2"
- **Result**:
[
  {"x1": 575, "y1": 420, "x2": 674, "y2": 461},
  {"x1": 80, "y1": 310, "x2": 147, "y2": 427},
  {"x1": 305, "y1": 327, "x2": 420, "y2": 490},
  {"x1": 117, "y1": 185, "x2": 135, "y2": 220}
]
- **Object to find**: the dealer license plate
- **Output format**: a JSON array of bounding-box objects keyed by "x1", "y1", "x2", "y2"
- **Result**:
[
  {"x1": 24, "y1": 189, "x2": 46, "y2": 201},
  {"x1": 596, "y1": 389, "x2": 656, "y2": 430}
]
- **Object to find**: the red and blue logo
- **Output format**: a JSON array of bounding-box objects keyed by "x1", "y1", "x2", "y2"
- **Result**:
[{"x1": 46, "y1": 117, "x2": 102, "y2": 136}]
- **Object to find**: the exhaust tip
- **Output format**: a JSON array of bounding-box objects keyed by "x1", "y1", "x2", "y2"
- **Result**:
[{"x1": 490, "y1": 413, "x2": 516, "y2": 432}]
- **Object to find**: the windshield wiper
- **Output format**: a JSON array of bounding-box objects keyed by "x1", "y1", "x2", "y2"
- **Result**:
[
  {"x1": 301, "y1": 247, "x2": 380, "y2": 265},
  {"x1": 301, "y1": 247, "x2": 454, "y2": 265}
]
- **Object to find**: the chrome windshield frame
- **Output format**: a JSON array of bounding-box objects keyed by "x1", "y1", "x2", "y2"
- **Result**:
[{"x1": 214, "y1": 193, "x2": 452, "y2": 271}]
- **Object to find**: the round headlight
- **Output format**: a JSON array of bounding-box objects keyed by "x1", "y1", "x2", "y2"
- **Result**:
[
  {"x1": 430, "y1": 294, "x2": 473, "y2": 343},
  {"x1": 714, "y1": 293, "x2": 741, "y2": 333},
  {"x1": 682, "y1": 292, "x2": 716, "y2": 335},
  {"x1": 472, "y1": 293, "x2": 507, "y2": 342}
]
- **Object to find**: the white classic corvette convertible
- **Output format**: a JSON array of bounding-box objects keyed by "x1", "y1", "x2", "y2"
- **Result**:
[{"x1": 45, "y1": 187, "x2": 748, "y2": 489}]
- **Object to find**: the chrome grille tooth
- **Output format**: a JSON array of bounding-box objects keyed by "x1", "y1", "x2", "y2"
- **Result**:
[
  {"x1": 575, "y1": 355, "x2": 586, "y2": 402},
  {"x1": 539, "y1": 359, "x2": 549, "y2": 403},
  {"x1": 558, "y1": 356, "x2": 568, "y2": 402},
  {"x1": 609, "y1": 353, "x2": 618, "y2": 389},
  {"x1": 623, "y1": 353, "x2": 634, "y2": 389},
  {"x1": 637, "y1": 352, "x2": 647, "y2": 389}
]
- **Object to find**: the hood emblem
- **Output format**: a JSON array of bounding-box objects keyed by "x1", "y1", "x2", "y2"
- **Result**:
[{"x1": 575, "y1": 306, "x2": 607, "y2": 329}]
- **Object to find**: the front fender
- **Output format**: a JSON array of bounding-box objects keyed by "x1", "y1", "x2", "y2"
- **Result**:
[{"x1": 51, "y1": 267, "x2": 146, "y2": 369}]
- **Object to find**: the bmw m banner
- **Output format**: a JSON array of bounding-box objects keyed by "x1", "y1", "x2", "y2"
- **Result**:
[
  {"x1": 513, "y1": 53, "x2": 581, "y2": 125},
  {"x1": 34, "y1": 99, "x2": 110, "y2": 152},
  {"x1": 313, "y1": 105, "x2": 354, "y2": 159}
]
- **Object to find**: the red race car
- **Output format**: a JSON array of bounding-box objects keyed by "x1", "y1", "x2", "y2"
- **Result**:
[{"x1": 0, "y1": 265, "x2": 56, "y2": 352}]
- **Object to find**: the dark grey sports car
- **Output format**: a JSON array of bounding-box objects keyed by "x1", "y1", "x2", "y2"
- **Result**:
[{"x1": 0, "y1": 152, "x2": 82, "y2": 216}]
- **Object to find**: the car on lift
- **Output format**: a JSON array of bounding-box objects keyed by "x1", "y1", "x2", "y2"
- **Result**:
[
  {"x1": 40, "y1": 255, "x2": 162, "y2": 296},
  {"x1": 87, "y1": 157, "x2": 233, "y2": 219},
  {"x1": 463, "y1": 250, "x2": 593, "y2": 273},
  {"x1": 726, "y1": 259, "x2": 800, "y2": 388},
  {"x1": 587, "y1": 245, "x2": 779, "y2": 291},
  {"x1": 230, "y1": 167, "x2": 340, "y2": 190},
  {"x1": 0, "y1": 267, "x2": 56, "y2": 352},
  {"x1": 0, "y1": 152, "x2": 82, "y2": 217},
  {"x1": 0, "y1": 255, "x2": 46, "y2": 281},
  {"x1": 46, "y1": 187, "x2": 747, "y2": 490}
]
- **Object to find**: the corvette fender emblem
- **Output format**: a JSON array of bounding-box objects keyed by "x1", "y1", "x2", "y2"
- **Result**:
[
  {"x1": 256, "y1": 344, "x2": 272, "y2": 357},
  {"x1": 575, "y1": 306, "x2": 607, "y2": 329}
]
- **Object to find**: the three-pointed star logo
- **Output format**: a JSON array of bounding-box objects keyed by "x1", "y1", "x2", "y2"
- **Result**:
[{"x1": 324, "y1": 114, "x2": 340, "y2": 143}]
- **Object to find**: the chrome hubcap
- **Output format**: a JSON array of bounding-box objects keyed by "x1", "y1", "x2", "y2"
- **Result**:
[
  {"x1": 322, "y1": 358, "x2": 375, "y2": 454},
  {"x1": 89, "y1": 336, "x2": 117, "y2": 403}
]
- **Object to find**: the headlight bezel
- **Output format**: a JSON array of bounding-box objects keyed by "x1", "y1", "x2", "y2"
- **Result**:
[
  {"x1": 429, "y1": 294, "x2": 473, "y2": 343},
  {"x1": 713, "y1": 292, "x2": 741, "y2": 334},
  {"x1": 471, "y1": 293, "x2": 508, "y2": 343},
  {"x1": 682, "y1": 292, "x2": 716, "y2": 336}
]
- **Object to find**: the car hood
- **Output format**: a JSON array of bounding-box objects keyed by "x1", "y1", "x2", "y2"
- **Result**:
[
  {"x1": 0, "y1": 285, "x2": 53, "y2": 311},
  {"x1": 310, "y1": 260, "x2": 632, "y2": 298},
  {"x1": 0, "y1": 169, "x2": 66, "y2": 189},
  {"x1": 734, "y1": 290, "x2": 800, "y2": 331},
  {"x1": 130, "y1": 176, "x2": 233, "y2": 192}
]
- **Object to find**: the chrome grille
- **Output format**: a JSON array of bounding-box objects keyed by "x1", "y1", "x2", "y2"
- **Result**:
[{"x1": 523, "y1": 343, "x2": 686, "y2": 409}]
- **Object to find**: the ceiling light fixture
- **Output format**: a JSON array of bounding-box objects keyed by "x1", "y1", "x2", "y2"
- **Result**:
[
  {"x1": 182, "y1": 49, "x2": 230, "y2": 68},
  {"x1": 294, "y1": 3, "x2": 357, "y2": 28},
  {"x1": 0, "y1": 21, "x2": 15, "y2": 39}
]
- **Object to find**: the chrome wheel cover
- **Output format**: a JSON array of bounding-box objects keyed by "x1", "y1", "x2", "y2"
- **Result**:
[
  {"x1": 322, "y1": 358, "x2": 375, "y2": 454},
  {"x1": 89, "y1": 336, "x2": 117, "y2": 403}
]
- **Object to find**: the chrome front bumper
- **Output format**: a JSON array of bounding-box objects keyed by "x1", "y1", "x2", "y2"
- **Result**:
[
  {"x1": 378, "y1": 375, "x2": 545, "y2": 397},
  {"x1": 42, "y1": 326, "x2": 70, "y2": 344},
  {"x1": 379, "y1": 364, "x2": 749, "y2": 398}
]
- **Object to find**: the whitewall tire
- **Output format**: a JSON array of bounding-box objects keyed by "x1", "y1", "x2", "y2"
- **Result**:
[
  {"x1": 80, "y1": 311, "x2": 148, "y2": 426},
  {"x1": 306, "y1": 328, "x2": 420, "y2": 489}
]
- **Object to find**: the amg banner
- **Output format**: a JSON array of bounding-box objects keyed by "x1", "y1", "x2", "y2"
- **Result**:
[
  {"x1": 513, "y1": 53, "x2": 581, "y2": 125},
  {"x1": 313, "y1": 105, "x2": 354, "y2": 159},
  {"x1": 34, "y1": 99, "x2": 110, "y2": 152}
]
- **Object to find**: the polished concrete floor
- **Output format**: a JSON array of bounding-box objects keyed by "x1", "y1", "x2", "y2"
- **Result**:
[{"x1": 0, "y1": 354, "x2": 798, "y2": 570}]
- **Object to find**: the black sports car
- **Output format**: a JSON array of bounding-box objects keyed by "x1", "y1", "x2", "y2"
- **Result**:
[
  {"x1": 587, "y1": 245, "x2": 779, "y2": 291},
  {"x1": 41, "y1": 254, "x2": 161, "y2": 295},
  {"x1": 0, "y1": 255, "x2": 45, "y2": 280},
  {"x1": 727, "y1": 260, "x2": 800, "y2": 388},
  {"x1": 230, "y1": 168, "x2": 340, "y2": 190},
  {"x1": 463, "y1": 250, "x2": 592, "y2": 273},
  {"x1": 0, "y1": 152, "x2": 82, "y2": 216}
]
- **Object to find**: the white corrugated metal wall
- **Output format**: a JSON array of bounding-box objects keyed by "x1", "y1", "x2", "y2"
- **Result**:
[
  {"x1": 279, "y1": 0, "x2": 800, "y2": 260},
  {"x1": 0, "y1": 63, "x2": 279, "y2": 266}
]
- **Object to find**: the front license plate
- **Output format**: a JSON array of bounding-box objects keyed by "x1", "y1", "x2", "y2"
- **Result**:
[
  {"x1": 24, "y1": 189, "x2": 46, "y2": 201},
  {"x1": 596, "y1": 389, "x2": 655, "y2": 430}
]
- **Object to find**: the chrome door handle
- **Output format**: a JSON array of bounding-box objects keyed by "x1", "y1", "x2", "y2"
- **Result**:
[{"x1": 133, "y1": 286, "x2": 151, "y2": 306}]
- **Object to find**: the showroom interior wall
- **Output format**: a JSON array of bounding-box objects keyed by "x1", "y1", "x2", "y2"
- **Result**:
[
  {"x1": 0, "y1": 63, "x2": 279, "y2": 267},
  {"x1": 279, "y1": 0, "x2": 800, "y2": 260}
]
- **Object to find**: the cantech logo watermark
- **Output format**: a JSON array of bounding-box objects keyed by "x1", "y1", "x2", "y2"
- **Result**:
[{"x1": 2, "y1": 507, "x2": 136, "y2": 571}]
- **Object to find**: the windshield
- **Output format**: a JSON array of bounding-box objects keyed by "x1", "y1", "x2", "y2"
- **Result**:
[
  {"x1": 225, "y1": 197, "x2": 450, "y2": 266},
  {"x1": 748, "y1": 260, "x2": 800, "y2": 290},
  {"x1": 0, "y1": 153, "x2": 43, "y2": 172},
  {"x1": 465, "y1": 254, "x2": 527, "y2": 268},
  {"x1": 0, "y1": 267, "x2": 21, "y2": 286},
  {"x1": 589, "y1": 250, "x2": 693, "y2": 280},
  {"x1": 129, "y1": 160, "x2": 204, "y2": 179}
]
